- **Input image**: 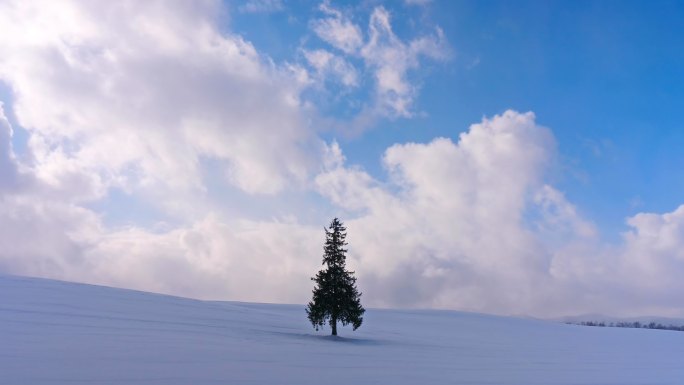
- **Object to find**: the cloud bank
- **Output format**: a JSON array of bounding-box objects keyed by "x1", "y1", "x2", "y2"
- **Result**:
[{"x1": 0, "y1": 0, "x2": 683, "y2": 318}]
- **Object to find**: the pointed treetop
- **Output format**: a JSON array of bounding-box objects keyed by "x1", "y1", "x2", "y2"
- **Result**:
[{"x1": 307, "y1": 217, "x2": 365, "y2": 335}]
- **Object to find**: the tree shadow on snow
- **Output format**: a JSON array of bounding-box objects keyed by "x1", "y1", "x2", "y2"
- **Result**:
[
  {"x1": 268, "y1": 331, "x2": 388, "y2": 346},
  {"x1": 314, "y1": 334, "x2": 385, "y2": 345}
]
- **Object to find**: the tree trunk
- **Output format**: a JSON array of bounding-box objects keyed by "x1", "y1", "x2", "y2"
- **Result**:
[{"x1": 331, "y1": 316, "x2": 337, "y2": 336}]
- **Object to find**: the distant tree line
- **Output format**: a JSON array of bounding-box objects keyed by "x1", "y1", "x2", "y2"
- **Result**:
[{"x1": 568, "y1": 321, "x2": 684, "y2": 332}]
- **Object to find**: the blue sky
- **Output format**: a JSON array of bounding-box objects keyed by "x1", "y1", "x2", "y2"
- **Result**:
[
  {"x1": 1, "y1": 0, "x2": 683, "y2": 317},
  {"x1": 228, "y1": 0, "x2": 684, "y2": 239}
]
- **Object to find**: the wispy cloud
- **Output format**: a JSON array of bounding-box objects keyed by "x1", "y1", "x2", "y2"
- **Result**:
[
  {"x1": 311, "y1": 2, "x2": 364, "y2": 55},
  {"x1": 303, "y1": 49, "x2": 359, "y2": 88},
  {"x1": 404, "y1": 0, "x2": 432, "y2": 6},
  {"x1": 239, "y1": 0, "x2": 284, "y2": 14},
  {"x1": 308, "y1": 2, "x2": 450, "y2": 129}
]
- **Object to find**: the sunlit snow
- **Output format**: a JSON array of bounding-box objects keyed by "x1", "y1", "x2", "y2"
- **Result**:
[{"x1": 3, "y1": 275, "x2": 683, "y2": 384}]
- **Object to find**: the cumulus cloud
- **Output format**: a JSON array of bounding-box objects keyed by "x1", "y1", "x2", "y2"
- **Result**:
[
  {"x1": 0, "y1": 105, "x2": 319, "y2": 302},
  {"x1": 620, "y1": 207, "x2": 684, "y2": 293},
  {"x1": 317, "y1": 110, "x2": 684, "y2": 317},
  {"x1": 545, "y1": 205, "x2": 684, "y2": 317},
  {"x1": 0, "y1": 105, "x2": 320, "y2": 301},
  {"x1": 0, "y1": 0, "x2": 321, "y2": 203},
  {"x1": 317, "y1": 111, "x2": 556, "y2": 312},
  {"x1": 0, "y1": 0, "x2": 328, "y2": 303}
]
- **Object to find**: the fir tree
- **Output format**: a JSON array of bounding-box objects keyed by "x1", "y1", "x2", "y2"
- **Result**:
[{"x1": 306, "y1": 218, "x2": 365, "y2": 336}]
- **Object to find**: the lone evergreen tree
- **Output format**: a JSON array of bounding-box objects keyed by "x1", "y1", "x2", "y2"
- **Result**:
[{"x1": 306, "y1": 218, "x2": 364, "y2": 336}]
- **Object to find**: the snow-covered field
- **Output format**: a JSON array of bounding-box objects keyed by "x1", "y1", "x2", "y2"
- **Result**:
[{"x1": 2, "y1": 275, "x2": 683, "y2": 384}]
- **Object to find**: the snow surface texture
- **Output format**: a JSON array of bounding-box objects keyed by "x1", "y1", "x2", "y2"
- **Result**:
[{"x1": 2, "y1": 275, "x2": 684, "y2": 384}]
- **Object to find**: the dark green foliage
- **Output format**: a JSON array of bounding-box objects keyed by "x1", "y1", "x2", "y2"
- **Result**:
[{"x1": 306, "y1": 218, "x2": 365, "y2": 336}]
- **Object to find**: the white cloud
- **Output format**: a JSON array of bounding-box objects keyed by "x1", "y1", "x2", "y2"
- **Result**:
[
  {"x1": 360, "y1": 7, "x2": 448, "y2": 117},
  {"x1": 534, "y1": 185, "x2": 597, "y2": 240},
  {"x1": 311, "y1": 2, "x2": 364, "y2": 55},
  {"x1": 303, "y1": 49, "x2": 359, "y2": 88},
  {"x1": 0, "y1": 0, "x2": 322, "y2": 203},
  {"x1": 0, "y1": 107, "x2": 321, "y2": 301},
  {"x1": 622, "y1": 207, "x2": 684, "y2": 288},
  {"x1": 316, "y1": 110, "x2": 556, "y2": 312},
  {"x1": 0, "y1": 103, "x2": 19, "y2": 191},
  {"x1": 546, "y1": 205, "x2": 684, "y2": 317},
  {"x1": 239, "y1": 0, "x2": 284, "y2": 14},
  {"x1": 0, "y1": 195, "x2": 323, "y2": 303},
  {"x1": 310, "y1": 3, "x2": 449, "y2": 122},
  {"x1": 2, "y1": 100, "x2": 684, "y2": 317},
  {"x1": 316, "y1": 110, "x2": 684, "y2": 317},
  {"x1": 0, "y1": 0, "x2": 330, "y2": 304},
  {"x1": 84, "y1": 216, "x2": 322, "y2": 302},
  {"x1": 405, "y1": 0, "x2": 432, "y2": 6}
]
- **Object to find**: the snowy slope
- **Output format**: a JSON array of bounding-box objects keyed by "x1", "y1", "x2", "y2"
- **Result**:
[{"x1": 2, "y1": 275, "x2": 684, "y2": 385}]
